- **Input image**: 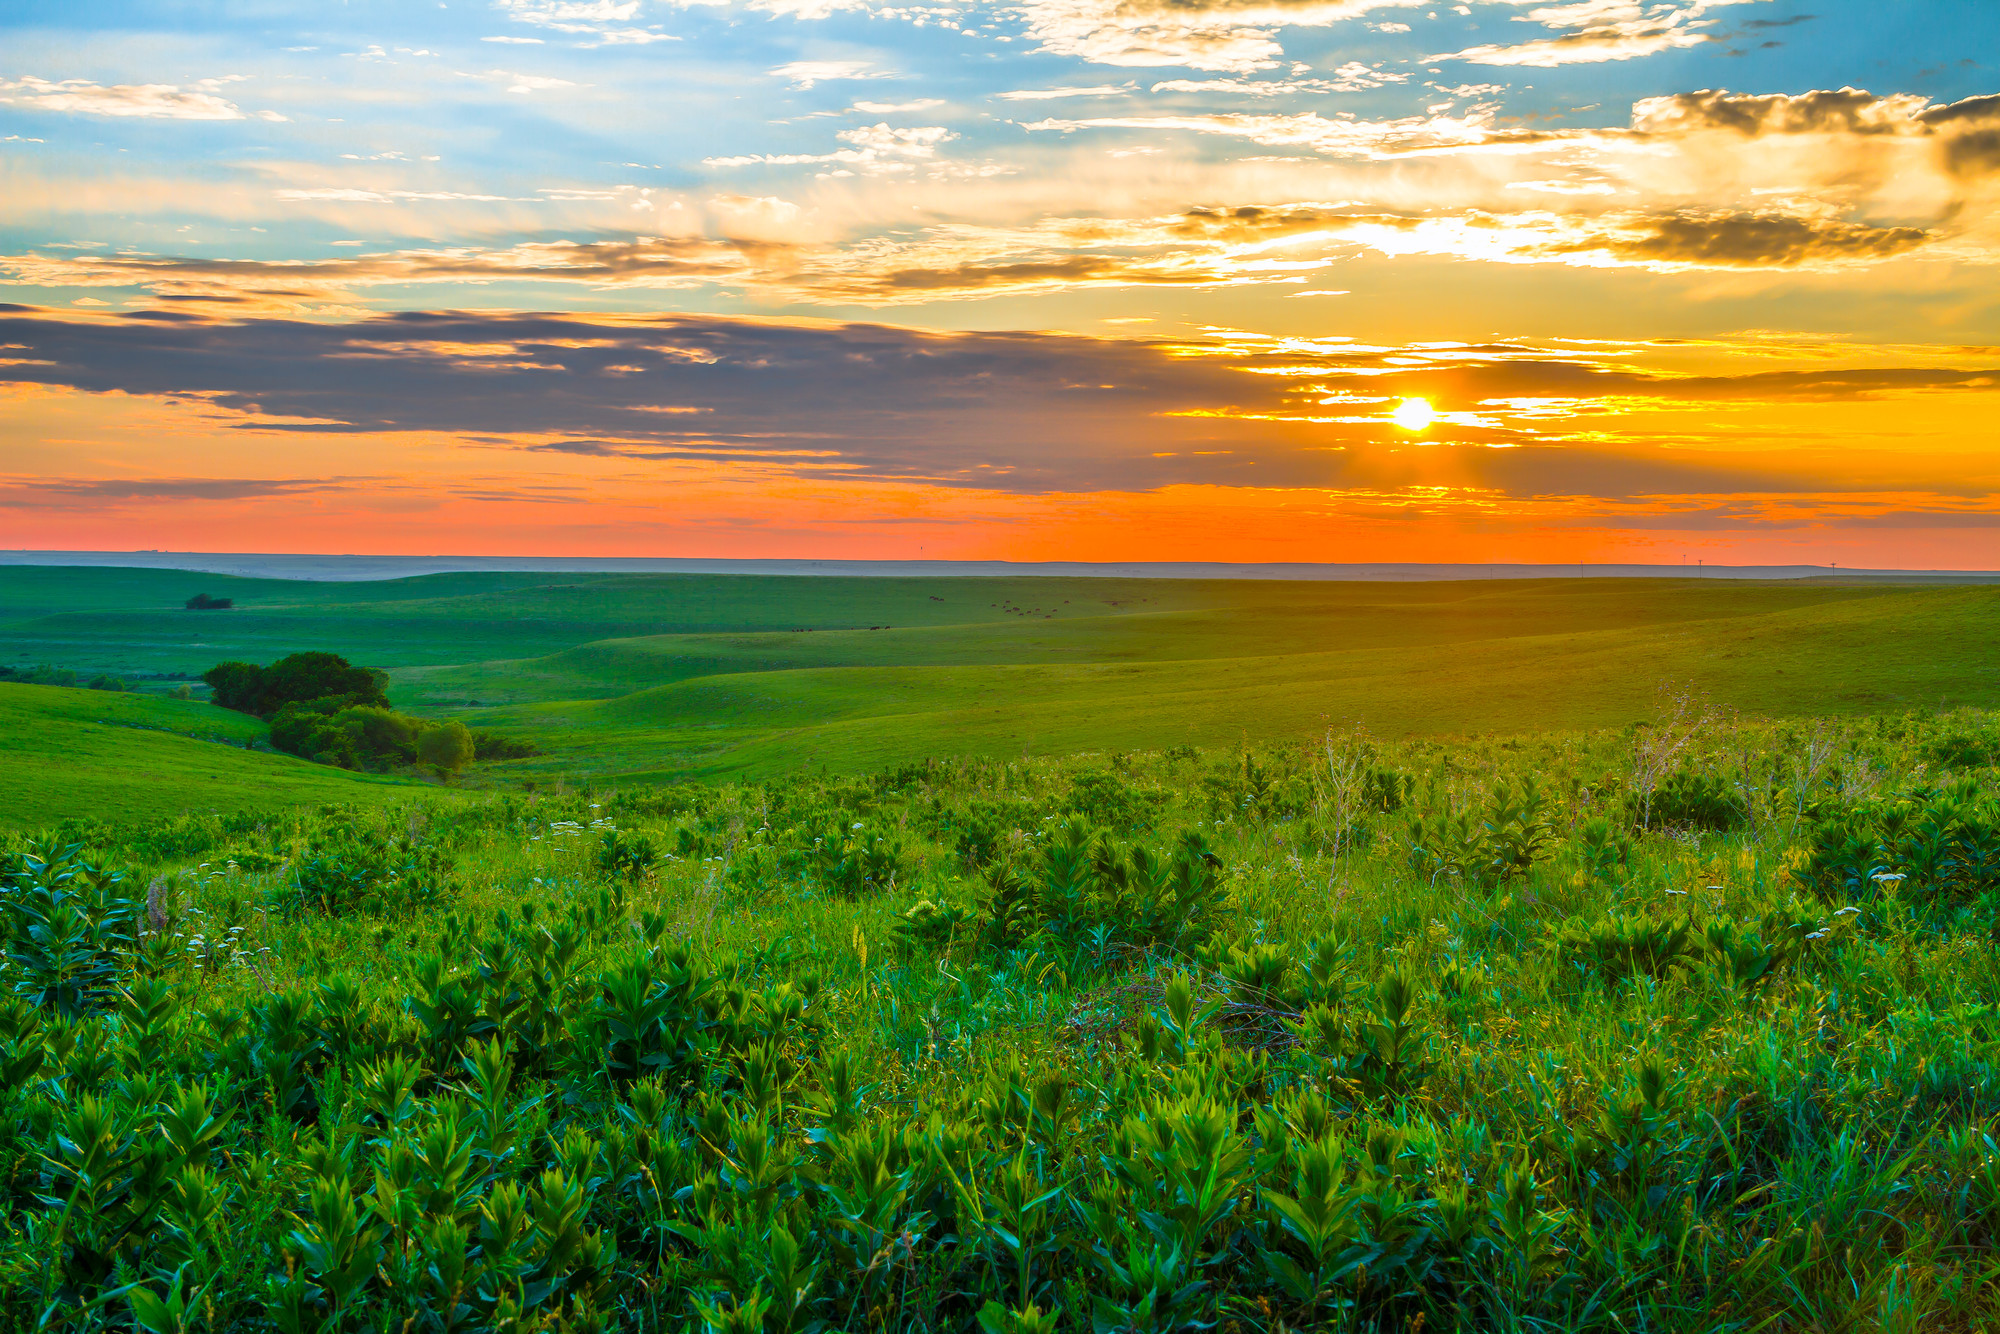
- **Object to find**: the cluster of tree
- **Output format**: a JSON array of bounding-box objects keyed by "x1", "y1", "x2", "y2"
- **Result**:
[
  {"x1": 184, "y1": 593, "x2": 234, "y2": 610},
  {"x1": 203, "y1": 651, "x2": 536, "y2": 777},
  {"x1": 272, "y1": 700, "x2": 476, "y2": 775},
  {"x1": 0, "y1": 664, "x2": 135, "y2": 692},
  {"x1": 203, "y1": 652, "x2": 389, "y2": 718}
]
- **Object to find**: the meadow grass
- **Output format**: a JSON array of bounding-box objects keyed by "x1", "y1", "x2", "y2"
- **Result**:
[
  {"x1": 453, "y1": 584, "x2": 2000, "y2": 781},
  {"x1": 0, "y1": 683, "x2": 432, "y2": 828},
  {"x1": 3, "y1": 704, "x2": 1999, "y2": 1331}
]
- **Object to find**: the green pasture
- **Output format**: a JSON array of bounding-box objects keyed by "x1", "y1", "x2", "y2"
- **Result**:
[
  {"x1": 4, "y1": 565, "x2": 1997, "y2": 796},
  {"x1": 0, "y1": 683, "x2": 429, "y2": 828},
  {"x1": 450, "y1": 583, "x2": 2000, "y2": 782}
]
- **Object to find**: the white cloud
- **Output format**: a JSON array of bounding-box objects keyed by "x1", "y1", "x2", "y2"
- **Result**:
[
  {"x1": 770, "y1": 60, "x2": 887, "y2": 89},
  {"x1": 481, "y1": 70, "x2": 581, "y2": 94},
  {"x1": 1017, "y1": 0, "x2": 1426, "y2": 74},
  {"x1": 995, "y1": 85, "x2": 1136, "y2": 101},
  {"x1": 851, "y1": 99, "x2": 945, "y2": 113},
  {"x1": 1430, "y1": 0, "x2": 1767, "y2": 68},
  {"x1": 837, "y1": 123, "x2": 956, "y2": 157},
  {"x1": 1151, "y1": 65, "x2": 1407, "y2": 95},
  {"x1": 0, "y1": 75, "x2": 247, "y2": 120}
]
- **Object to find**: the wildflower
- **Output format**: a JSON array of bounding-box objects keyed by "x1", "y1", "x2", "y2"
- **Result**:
[
  {"x1": 1836, "y1": 906, "x2": 1860, "y2": 916},
  {"x1": 1806, "y1": 930, "x2": 1828, "y2": 941},
  {"x1": 1665, "y1": 888, "x2": 1689, "y2": 896},
  {"x1": 1872, "y1": 871, "x2": 1906, "y2": 883}
]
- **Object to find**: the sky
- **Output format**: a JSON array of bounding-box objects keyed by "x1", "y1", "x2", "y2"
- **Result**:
[{"x1": 1, "y1": 0, "x2": 1996, "y2": 565}]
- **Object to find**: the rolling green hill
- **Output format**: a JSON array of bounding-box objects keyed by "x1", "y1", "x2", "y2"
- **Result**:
[
  {"x1": 445, "y1": 583, "x2": 2000, "y2": 781},
  {"x1": 0, "y1": 683, "x2": 430, "y2": 828},
  {"x1": 6, "y1": 566, "x2": 1996, "y2": 795}
]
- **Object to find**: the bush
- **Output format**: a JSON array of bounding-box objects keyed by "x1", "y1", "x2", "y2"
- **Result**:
[
  {"x1": 1, "y1": 664, "x2": 79, "y2": 687},
  {"x1": 417, "y1": 720, "x2": 475, "y2": 777},
  {"x1": 184, "y1": 593, "x2": 234, "y2": 610},
  {"x1": 472, "y1": 729, "x2": 540, "y2": 760}
]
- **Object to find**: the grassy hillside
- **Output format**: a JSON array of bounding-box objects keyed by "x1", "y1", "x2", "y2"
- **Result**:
[
  {"x1": 0, "y1": 568, "x2": 1193, "y2": 676},
  {"x1": 7, "y1": 566, "x2": 1997, "y2": 790},
  {"x1": 0, "y1": 566, "x2": 1917, "y2": 684},
  {"x1": 0, "y1": 683, "x2": 429, "y2": 828},
  {"x1": 449, "y1": 584, "x2": 2000, "y2": 781}
]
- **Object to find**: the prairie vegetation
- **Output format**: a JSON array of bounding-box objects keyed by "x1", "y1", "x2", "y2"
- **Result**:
[{"x1": 4, "y1": 706, "x2": 1999, "y2": 1331}]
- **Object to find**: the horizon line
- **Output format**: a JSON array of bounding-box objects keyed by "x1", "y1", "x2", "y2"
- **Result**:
[{"x1": 5, "y1": 549, "x2": 1999, "y2": 584}]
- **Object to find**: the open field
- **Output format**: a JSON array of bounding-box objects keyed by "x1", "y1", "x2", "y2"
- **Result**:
[
  {"x1": 6, "y1": 566, "x2": 1998, "y2": 796},
  {"x1": 0, "y1": 683, "x2": 431, "y2": 828},
  {"x1": 447, "y1": 584, "x2": 2000, "y2": 781}
]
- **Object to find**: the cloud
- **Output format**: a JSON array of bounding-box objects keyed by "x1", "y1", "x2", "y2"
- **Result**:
[
  {"x1": 1632, "y1": 87, "x2": 1937, "y2": 137},
  {"x1": 1150, "y1": 64, "x2": 1410, "y2": 95},
  {"x1": 850, "y1": 99, "x2": 945, "y2": 114},
  {"x1": 480, "y1": 69, "x2": 580, "y2": 94},
  {"x1": 1572, "y1": 211, "x2": 1931, "y2": 266},
  {"x1": 0, "y1": 75, "x2": 249, "y2": 120},
  {"x1": 1021, "y1": 107, "x2": 1566, "y2": 158},
  {"x1": 769, "y1": 60, "x2": 886, "y2": 89},
  {"x1": 836, "y1": 123, "x2": 956, "y2": 157},
  {"x1": 489, "y1": 0, "x2": 674, "y2": 42},
  {"x1": 0, "y1": 308, "x2": 1992, "y2": 496},
  {"x1": 1430, "y1": 0, "x2": 1766, "y2": 68},
  {"x1": 1017, "y1": 0, "x2": 1425, "y2": 73},
  {"x1": 995, "y1": 85, "x2": 1137, "y2": 101},
  {"x1": 0, "y1": 476, "x2": 359, "y2": 509}
]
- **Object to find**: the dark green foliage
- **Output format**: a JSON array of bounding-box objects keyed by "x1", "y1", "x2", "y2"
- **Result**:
[
  {"x1": 1, "y1": 664, "x2": 81, "y2": 687},
  {"x1": 290, "y1": 829, "x2": 455, "y2": 917},
  {"x1": 1645, "y1": 766, "x2": 1746, "y2": 831},
  {"x1": 203, "y1": 651, "x2": 388, "y2": 719},
  {"x1": 183, "y1": 593, "x2": 233, "y2": 610},
  {"x1": 980, "y1": 823, "x2": 1224, "y2": 957},
  {"x1": 1801, "y1": 780, "x2": 2000, "y2": 904},
  {"x1": 1576, "y1": 816, "x2": 1633, "y2": 882},
  {"x1": 473, "y1": 729, "x2": 540, "y2": 761},
  {"x1": 1, "y1": 839, "x2": 138, "y2": 1016},
  {"x1": 1065, "y1": 769, "x2": 1167, "y2": 833},
  {"x1": 807, "y1": 824, "x2": 907, "y2": 899},
  {"x1": 597, "y1": 830, "x2": 660, "y2": 882}
]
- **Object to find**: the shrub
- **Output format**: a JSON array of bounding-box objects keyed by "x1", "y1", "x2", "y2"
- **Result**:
[{"x1": 417, "y1": 720, "x2": 475, "y2": 777}]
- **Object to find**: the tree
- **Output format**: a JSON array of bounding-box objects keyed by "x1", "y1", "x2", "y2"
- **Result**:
[
  {"x1": 261, "y1": 653, "x2": 387, "y2": 714},
  {"x1": 417, "y1": 721, "x2": 475, "y2": 779},
  {"x1": 202, "y1": 661, "x2": 267, "y2": 713},
  {"x1": 202, "y1": 652, "x2": 389, "y2": 719},
  {"x1": 331, "y1": 706, "x2": 420, "y2": 763},
  {"x1": 185, "y1": 593, "x2": 233, "y2": 610}
]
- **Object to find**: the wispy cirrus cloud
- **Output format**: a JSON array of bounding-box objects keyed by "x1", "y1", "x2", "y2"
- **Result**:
[
  {"x1": 0, "y1": 475, "x2": 366, "y2": 509},
  {"x1": 0, "y1": 75, "x2": 280, "y2": 121}
]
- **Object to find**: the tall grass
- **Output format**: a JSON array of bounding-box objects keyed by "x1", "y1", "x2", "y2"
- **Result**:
[{"x1": 3, "y1": 706, "x2": 1998, "y2": 1331}]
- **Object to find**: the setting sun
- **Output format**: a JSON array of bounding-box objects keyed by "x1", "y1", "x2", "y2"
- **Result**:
[{"x1": 1392, "y1": 398, "x2": 1436, "y2": 432}]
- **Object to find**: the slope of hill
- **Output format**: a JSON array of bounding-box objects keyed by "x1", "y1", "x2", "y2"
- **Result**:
[
  {"x1": 450, "y1": 585, "x2": 2000, "y2": 780},
  {"x1": 0, "y1": 684, "x2": 429, "y2": 828}
]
